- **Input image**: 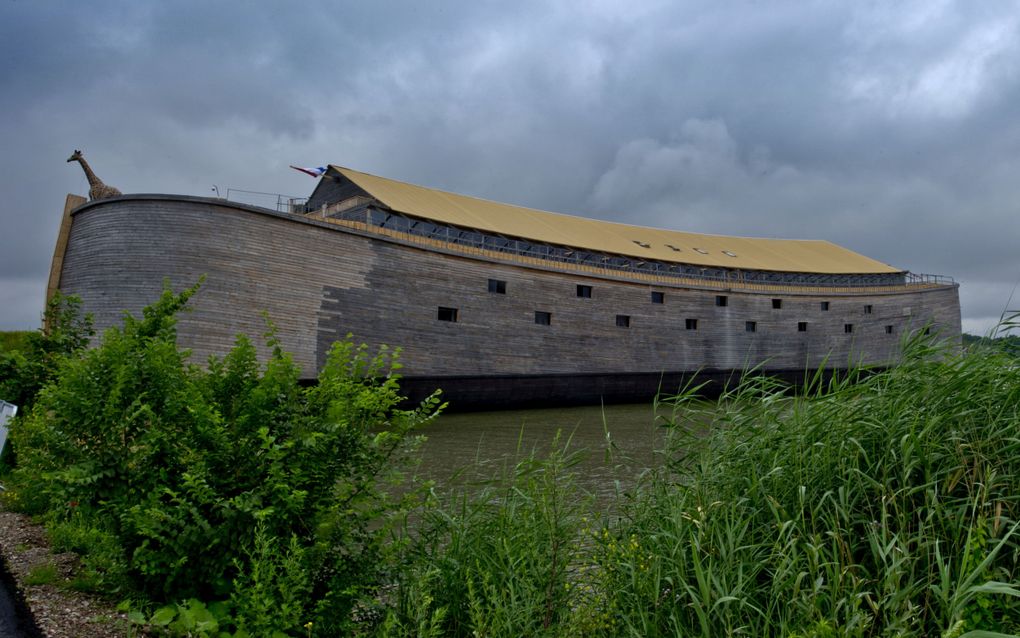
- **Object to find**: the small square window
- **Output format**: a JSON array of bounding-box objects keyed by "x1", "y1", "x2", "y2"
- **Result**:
[
  {"x1": 772, "y1": 298, "x2": 783, "y2": 309},
  {"x1": 437, "y1": 307, "x2": 458, "y2": 322},
  {"x1": 685, "y1": 318, "x2": 698, "y2": 330},
  {"x1": 864, "y1": 304, "x2": 873, "y2": 314},
  {"x1": 616, "y1": 314, "x2": 631, "y2": 328},
  {"x1": 488, "y1": 279, "x2": 506, "y2": 294},
  {"x1": 535, "y1": 311, "x2": 552, "y2": 326},
  {"x1": 885, "y1": 325, "x2": 894, "y2": 334},
  {"x1": 651, "y1": 291, "x2": 665, "y2": 304},
  {"x1": 844, "y1": 323, "x2": 854, "y2": 334},
  {"x1": 798, "y1": 322, "x2": 808, "y2": 332},
  {"x1": 745, "y1": 321, "x2": 757, "y2": 333},
  {"x1": 716, "y1": 295, "x2": 728, "y2": 307},
  {"x1": 576, "y1": 285, "x2": 592, "y2": 298},
  {"x1": 820, "y1": 301, "x2": 830, "y2": 311}
]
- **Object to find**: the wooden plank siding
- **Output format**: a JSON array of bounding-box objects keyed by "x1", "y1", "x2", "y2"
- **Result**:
[
  {"x1": 56, "y1": 195, "x2": 962, "y2": 407},
  {"x1": 44, "y1": 194, "x2": 88, "y2": 330}
]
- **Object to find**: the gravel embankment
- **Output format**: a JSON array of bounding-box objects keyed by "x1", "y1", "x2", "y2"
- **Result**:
[{"x1": 0, "y1": 505, "x2": 132, "y2": 637}]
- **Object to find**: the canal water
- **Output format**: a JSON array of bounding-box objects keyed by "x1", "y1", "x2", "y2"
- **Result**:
[{"x1": 413, "y1": 403, "x2": 679, "y2": 502}]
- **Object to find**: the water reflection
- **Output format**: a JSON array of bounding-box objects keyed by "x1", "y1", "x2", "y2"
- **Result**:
[{"x1": 415, "y1": 403, "x2": 675, "y2": 502}]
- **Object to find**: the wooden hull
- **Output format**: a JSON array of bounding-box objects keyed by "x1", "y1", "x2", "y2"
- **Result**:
[{"x1": 55, "y1": 195, "x2": 962, "y2": 409}]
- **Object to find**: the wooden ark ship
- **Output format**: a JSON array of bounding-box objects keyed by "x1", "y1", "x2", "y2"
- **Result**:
[{"x1": 49, "y1": 166, "x2": 961, "y2": 409}]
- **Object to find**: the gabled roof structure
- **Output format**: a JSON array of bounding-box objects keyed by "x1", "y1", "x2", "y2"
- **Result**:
[{"x1": 308, "y1": 166, "x2": 901, "y2": 275}]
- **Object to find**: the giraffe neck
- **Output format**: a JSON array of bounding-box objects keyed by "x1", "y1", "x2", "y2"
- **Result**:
[{"x1": 76, "y1": 157, "x2": 103, "y2": 188}]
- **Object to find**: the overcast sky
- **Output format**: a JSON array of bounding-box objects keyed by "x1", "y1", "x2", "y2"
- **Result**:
[{"x1": 2, "y1": 1, "x2": 1019, "y2": 335}]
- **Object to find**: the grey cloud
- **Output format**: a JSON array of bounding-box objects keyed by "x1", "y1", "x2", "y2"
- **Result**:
[
  {"x1": 587, "y1": 117, "x2": 1020, "y2": 286},
  {"x1": 3, "y1": 0, "x2": 1020, "y2": 334}
]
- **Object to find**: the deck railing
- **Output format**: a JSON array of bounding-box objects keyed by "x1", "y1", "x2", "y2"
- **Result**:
[{"x1": 227, "y1": 188, "x2": 308, "y2": 214}]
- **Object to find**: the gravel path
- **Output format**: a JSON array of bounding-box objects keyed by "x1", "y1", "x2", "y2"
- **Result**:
[
  {"x1": 0, "y1": 505, "x2": 133, "y2": 637},
  {"x1": 0, "y1": 570, "x2": 39, "y2": 638}
]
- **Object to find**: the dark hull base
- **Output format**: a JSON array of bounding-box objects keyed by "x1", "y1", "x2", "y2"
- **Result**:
[{"x1": 399, "y1": 367, "x2": 863, "y2": 412}]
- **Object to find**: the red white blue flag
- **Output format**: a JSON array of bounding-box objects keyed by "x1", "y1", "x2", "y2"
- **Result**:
[{"x1": 290, "y1": 165, "x2": 327, "y2": 178}]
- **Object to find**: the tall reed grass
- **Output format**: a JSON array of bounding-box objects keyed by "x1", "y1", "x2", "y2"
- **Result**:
[
  {"x1": 383, "y1": 434, "x2": 594, "y2": 637},
  {"x1": 384, "y1": 330, "x2": 1020, "y2": 637}
]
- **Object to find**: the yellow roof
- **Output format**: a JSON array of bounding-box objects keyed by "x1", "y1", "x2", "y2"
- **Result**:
[{"x1": 330, "y1": 166, "x2": 900, "y2": 274}]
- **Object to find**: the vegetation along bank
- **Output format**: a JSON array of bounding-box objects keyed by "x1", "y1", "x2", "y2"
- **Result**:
[{"x1": 0, "y1": 286, "x2": 1018, "y2": 637}]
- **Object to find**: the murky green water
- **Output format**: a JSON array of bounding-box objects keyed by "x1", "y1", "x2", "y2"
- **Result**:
[{"x1": 414, "y1": 403, "x2": 677, "y2": 501}]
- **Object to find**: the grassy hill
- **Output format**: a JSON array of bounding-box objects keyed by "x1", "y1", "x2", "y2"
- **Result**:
[
  {"x1": 0, "y1": 331, "x2": 33, "y2": 354},
  {"x1": 962, "y1": 331, "x2": 1020, "y2": 356}
]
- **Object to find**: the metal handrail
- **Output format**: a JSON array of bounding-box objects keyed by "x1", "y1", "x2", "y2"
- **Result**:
[{"x1": 227, "y1": 188, "x2": 308, "y2": 213}]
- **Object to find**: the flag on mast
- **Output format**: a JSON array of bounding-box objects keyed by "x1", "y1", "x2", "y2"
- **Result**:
[{"x1": 290, "y1": 165, "x2": 327, "y2": 178}]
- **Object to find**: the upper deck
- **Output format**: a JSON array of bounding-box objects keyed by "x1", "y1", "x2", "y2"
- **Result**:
[
  {"x1": 308, "y1": 166, "x2": 899, "y2": 274},
  {"x1": 303, "y1": 167, "x2": 953, "y2": 294}
]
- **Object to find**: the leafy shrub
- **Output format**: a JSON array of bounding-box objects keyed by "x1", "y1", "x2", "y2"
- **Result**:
[
  {"x1": 7, "y1": 282, "x2": 441, "y2": 636},
  {"x1": 0, "y1": 330, "x2": 33, "y2": 354},
  {"x1": 229, "y1": 523, "x2": 310, "y2": 637},
  {"x1": 0, "y1": 292, "x2": 93, "y2": 474},
  {"x1": 0, "y1": 292, "x2": 93, "y2": 410}
]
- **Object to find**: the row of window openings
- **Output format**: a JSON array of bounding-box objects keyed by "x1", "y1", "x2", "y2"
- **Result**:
[
  {"x1": 440, "y1": 307, "x2": 896, "y2": 334},
  {"x1": 350, "y1": 208, "x2": 908, "y2": 288},
  {"x1": 745, "y1": 322, "x2": 891, "y2": 334},
  {"x1": 724, "y1": 296, "x2": 873, "y2": 314},
  {"x1": 494, "y1": 280, "x2": 875, "y2": 315}
]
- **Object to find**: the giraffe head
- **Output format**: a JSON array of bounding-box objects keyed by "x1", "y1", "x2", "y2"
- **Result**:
[{"x1": 67, "y1": 149, "x2": 83, "y2": 162}]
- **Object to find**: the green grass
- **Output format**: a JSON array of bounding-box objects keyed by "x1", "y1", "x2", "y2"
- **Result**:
[
  {"x1": 0, "y1": 330, "x2": 33, "y2": 354},
  {"x1": 384, "y1": 331, "x2": 1020, "y2": 637},
  {"x1": 386, "y1": 435, "x2": 593, "y2": 637},
  {"x1": 25, "y1": 562, "x2": 59, "y2": 586},
  {"x1": 598, "y1": 352, "x2": 1020, "y2": 637},
  {"x1": 963, "y1": 332, "x2": 1020, "y2": 357}
]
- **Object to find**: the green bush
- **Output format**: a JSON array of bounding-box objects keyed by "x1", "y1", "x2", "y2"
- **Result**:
[
  {"x1": 7, "y1": 282, "x2": 441, "y2": 636},
  {"x1": 0, "y1": 292, "x2": 93, "y2": 411},
  {"x1": 0, "y1": 330, "x2": 34, "y2": 354}
]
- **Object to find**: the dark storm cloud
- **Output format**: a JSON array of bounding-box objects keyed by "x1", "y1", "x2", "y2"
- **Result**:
[
  {"x1": 0, "y1": 3, "x2": 317, "y2": 137},
  {"x1": 2, "y1": 0, "x2": 1019, "y2": 335}
]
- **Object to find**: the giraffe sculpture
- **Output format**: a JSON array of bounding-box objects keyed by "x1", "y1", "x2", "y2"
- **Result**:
[{"x1": 67, "y1": 150, "x2": 122, "y2": 201}]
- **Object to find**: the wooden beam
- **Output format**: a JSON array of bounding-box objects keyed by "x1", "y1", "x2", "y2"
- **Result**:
[{"x1": 44, "y1": 194, "x2": 87, "y2": 330}]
